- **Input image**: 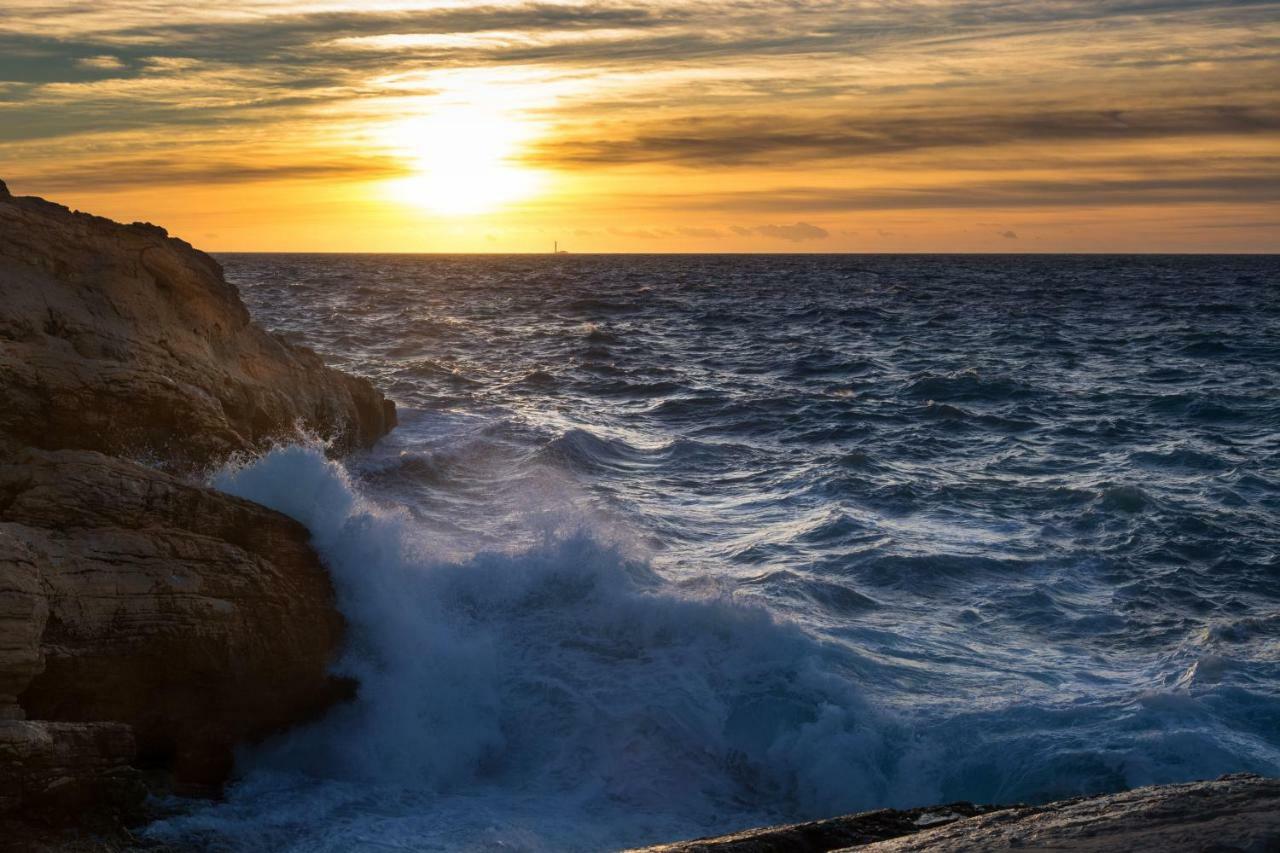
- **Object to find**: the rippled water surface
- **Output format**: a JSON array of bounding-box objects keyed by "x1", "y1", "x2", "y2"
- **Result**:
[{"x1": 153, "y1": 254, "x2": 1280, "y2": 851}]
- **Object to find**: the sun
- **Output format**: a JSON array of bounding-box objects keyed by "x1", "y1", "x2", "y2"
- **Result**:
[{"x1": 383, "y1": 106, "x2": 543, "y2": 216}]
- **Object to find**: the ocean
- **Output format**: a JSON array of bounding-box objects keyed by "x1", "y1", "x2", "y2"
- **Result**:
[{"x1": 148, "y1": 254, "x2": 1280, "y2": 851}]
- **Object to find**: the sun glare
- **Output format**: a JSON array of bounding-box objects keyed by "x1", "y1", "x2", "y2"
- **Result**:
[{"x1": 383, "y1": 106, "x2": 543, "y2": 216}]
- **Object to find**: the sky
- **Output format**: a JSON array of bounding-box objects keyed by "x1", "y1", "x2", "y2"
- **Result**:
[{"x1": 1, "y1": 0, "x2": 1277, "y2": 252}]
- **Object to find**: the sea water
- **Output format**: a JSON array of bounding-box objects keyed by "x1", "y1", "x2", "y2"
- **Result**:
[{"x1": 147, "y1": 254, "x2": 1280, "y2": 851}]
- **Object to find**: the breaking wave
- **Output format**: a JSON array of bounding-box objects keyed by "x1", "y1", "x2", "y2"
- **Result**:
[{"x1": 144, "y1": 443, "x2": 1280, "y2": 852}]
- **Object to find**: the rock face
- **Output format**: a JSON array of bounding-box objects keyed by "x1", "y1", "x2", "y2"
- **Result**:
[
  {"x1": 0, "y1": 182, "x2": 394, "y2": 468},
  {"x1": 2, "y1": 448, "x2": 350, "y2": 788},
  {"x1": 0, "y1": 721, "x2": 138, "y2": 818},
  {"x1": 630, "y1": 774, "x2": 1280, "y2": 853},
  {"x1": 0, "y1": 182, "x2": 395, "y2": 827}
]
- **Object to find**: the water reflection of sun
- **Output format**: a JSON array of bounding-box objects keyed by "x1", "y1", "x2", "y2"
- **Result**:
[{"x1": 383, "y1": 105, "x2": 543, "y2": 216}]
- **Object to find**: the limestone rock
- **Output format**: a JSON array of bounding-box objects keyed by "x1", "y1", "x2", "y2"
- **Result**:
[
  {"x1": 0, "y1": 184, "x2": 391, "y2": 828},
  {"x1": 0, "y1": 188, "x2": 395, "y2": 468},
  {"x1": 1, "y1": 447, "x2": 350, "y2": 789}
]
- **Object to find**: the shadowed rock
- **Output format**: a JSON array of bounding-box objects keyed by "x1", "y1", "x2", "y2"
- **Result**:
[
  {"x1": 629, "y1": 774, "x2": 1280, "y2": 852},
  {"x1": 858, "y1": 774, "x2": 1280, "y2": 852},
  {"x1": 0, "y1": 721, "x2": 138, "y2": 818},
  {"x1": 2, "y1": 448, "x2": 350, "y2": 790},
  {"x1": 630, "y1": 803, "x2": 1004, "y2": 853}
]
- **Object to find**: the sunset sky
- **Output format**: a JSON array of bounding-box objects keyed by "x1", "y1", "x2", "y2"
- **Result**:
[{"x1": 2, "y1": 1, "x2": 1277, "y2": 252}]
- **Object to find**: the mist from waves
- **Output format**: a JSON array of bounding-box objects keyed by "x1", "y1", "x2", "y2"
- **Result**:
[
  {"x1": 146, "y1": 253, "x2": 1280, "y2": 851},
  {"x1": 147, "y1": 443, "x2": 894, "y2": 851}
]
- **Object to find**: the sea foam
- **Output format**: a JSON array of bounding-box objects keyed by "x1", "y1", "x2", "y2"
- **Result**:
[{"x1": 147, "y1": 443, "x2": 894, "y2": 851}]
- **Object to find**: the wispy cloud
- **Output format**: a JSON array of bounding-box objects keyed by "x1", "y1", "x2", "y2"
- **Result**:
[
  {"x1": 735, "y1": 222, "x2": 829, "y2": 241},
  {"x1": 676, "y1": 226, "x2": 722, "y2": 238},
  {"x1": 665, "y1": 173, "x2": 1280, "y2": 212},
  {"x1": 533, "y1": 105, "x2": 1280, "y2": 168},
  {"x1": 608, "y1": 225, "x2": 669, "y2": 239},
  {"x1": 14, "y1": 155, "x2": 404, "y2": 193},
  {"x1": 74, "y1": 55, "x2": 127, "y2": 71}
]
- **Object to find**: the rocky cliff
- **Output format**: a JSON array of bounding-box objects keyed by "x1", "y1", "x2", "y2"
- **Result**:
[
  {"x1": 0, "y1": 179, "x2": 394, "y2": 468},
  {"x1": 0, "y1": 180, "x2": 394, "y2": 831}
]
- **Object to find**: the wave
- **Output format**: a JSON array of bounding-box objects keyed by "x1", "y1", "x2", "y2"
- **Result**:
[
  {"x1": 538, "y1": 427, "x2": 755, "y2": 476},
  {"x1": 1130, "y1": 448, "x2": 1231, "y2": 472},
  {"x1": 903, "y1": 371, "x2": 1037, "y2": 402},
  {"x1": 142, "y1": 444, "x2": 1280, "y2": 851},
  {"x1": 147, "y1": 444, "x2": 896, "y2": 850}
]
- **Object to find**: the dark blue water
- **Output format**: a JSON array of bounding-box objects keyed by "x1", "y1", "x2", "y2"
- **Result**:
[{"x1": 151, "y1": 255, "x2": 1280, "y2": 852}]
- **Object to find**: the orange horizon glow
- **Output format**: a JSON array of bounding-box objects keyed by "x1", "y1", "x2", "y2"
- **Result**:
[{"x1": 1, "y1": 1, "x2": 1277, "y2": 253}]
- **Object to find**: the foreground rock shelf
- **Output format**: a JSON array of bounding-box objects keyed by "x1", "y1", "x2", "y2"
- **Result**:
[
  {"x1": 0, "y1": 179, "x2": 395, "y2": 832},
  {"x1": 630, "y1": 774, "x2": 1280, "y2": 852}
]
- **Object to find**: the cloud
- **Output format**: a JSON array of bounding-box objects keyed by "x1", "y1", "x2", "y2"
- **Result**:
[
  {"x1": 534, "y1": 105, "x2": 1280, "y2": 168},
  {"x1": 667, "y1": 173, "x2": 1280, "y2": 212},
  {"x1": 675, "y1": 226, "x2": 722, "y2": 238},
  {"x1": 735, "y1": 222, "x2": 829, "y2": 241},
  {"x1": 608, "y1": 226, "x2": 668, "y2": 239},
  {"x1": 24, "y1": 0, "x2": 1265, "y2": 80},
  {"x1": 999, "y1": 230, "x2": 1018, "y2": 239},
  {"x1": 0, "y1": 4, "x2": 705, "y2": 95},
  {"x1": 10, "y1": 155, "x2": 403, "y2": 193},
  {"x1": 74, "y1": 55, "x2": 126, "y2": 70}
]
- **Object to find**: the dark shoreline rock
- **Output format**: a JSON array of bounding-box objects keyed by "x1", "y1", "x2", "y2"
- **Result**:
[
  {"x1": 629, "y1": 802, "x2": 1008, "y2": 852},
  {"x1": 629, "y1": 774, "x2": 1280, "y2": 852},
  {"x1": 0, "y1": 183, "x2": 395, "y2": 839},
  {"x1": 4, "y1": 448, "x2": 351, "y2": 789}
]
